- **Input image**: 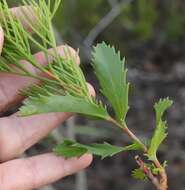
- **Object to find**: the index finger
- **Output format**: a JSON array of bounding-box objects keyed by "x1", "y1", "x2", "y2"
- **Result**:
[
  {"x1": 10, "y1": 6, "x2": 36, "y2": 32},
  {"x1": 0, "y1": 6, "x2": 35, "y2": 54},
  {"x1": 0, "y1": 6, "x2": 36, "y2": 33}
]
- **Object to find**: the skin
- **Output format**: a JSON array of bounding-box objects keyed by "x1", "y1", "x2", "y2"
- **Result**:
[{"x1": 0, "y1": 6, "x2": 93, "y2": 190}]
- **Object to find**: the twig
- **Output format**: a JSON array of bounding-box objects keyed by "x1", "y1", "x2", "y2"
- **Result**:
[
  {"x1": 109, "y1": 117, "x2": 168, "y2": 190},
  {"x1": 108, "y1": 117, "x2": 147, "y2": 152},
  {"x1": 153, "y1": 159, "x2": 168, "y2": 190},
  {"x1": 135, "y1": 156, "x2": 162, "y2": 190}
]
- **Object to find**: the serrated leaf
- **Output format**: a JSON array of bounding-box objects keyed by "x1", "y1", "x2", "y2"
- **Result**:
[
  {"x1": 148, "y1": 98, "x2": 173, "y2": 160},
  {"x1": 53, "y1": 140, "x2": 88, "y2": 158},
  {"x1": 75, "y1": 142, "x2": 131, "y2": 159},
  {"x1": 53, "y1": 140, "x2": 141, "y2": 159},
  {"x1": 20, "y1": 95, "x2": 109, "y2": 119},
  {"x1": 132, "y1": 168, "x2": 147, "y2": 180},
  {"x1": 154, "y1": 98, "x2": 173, "y2": 125},
  {"x1": 146, "y1": 163, "x2": 162, "y2": 175},
  {"x1": 124, "y1": 141, "x2": 145, "y2": 151},
  {"x1": 92, "y1": 42, "x2": 129, "y2": 123}
]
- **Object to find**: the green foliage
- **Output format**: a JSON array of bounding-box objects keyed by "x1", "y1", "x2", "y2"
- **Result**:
[
  {"x1": 53, "y1": 140, "x2": 88, "y2": 158},
  {"x1": 132, "y1": 162, "x2": 164, "y2": 180},
  {"x1": 0, "y1": 1, "x2": 174, "y2": 188},
  {"x1": 0, "y1": 0, "x2": 107, "y2": 119},
  {"x1": 0, "y1": 0, "x2": 64, "y2": 79},
  {"x1": 132, "y1": 168, "x2": 146, "y2": 180},
  {"x1": 92, "y1": 42, "x2": 129, "y2": 123},
  {"x1": 124, "y1": 141, "x2": 144, "y2": 151},
  {"x1": 147, "y1": 98, "x2": 173, "y2": 160},
  {"x1": 54, "y1": 140, "x2": 142, "y2": 159},
  {"x1": 20, "y1": 95, "x2": 109, "y2": 119},
  {"x1": 154, "y1": 98, "x2": 173, "y2": 125}
]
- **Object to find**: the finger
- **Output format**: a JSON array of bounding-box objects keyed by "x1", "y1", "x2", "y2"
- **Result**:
[
  {"x1": 11, "y1": 6, "x2": 36, "y2": 32},
  {"x1": 0, "y1": 83, "x2": 95, "y2": 162},
  {"x1": 0, "y1": 6, "x2": 35, "y2": 53},
  {"x1": 0, "y1": 45, "x2": 80, "y2": 112},
  {"x1": 0, "y1": 153, "x2": 92, "y2": 190},
  {"x1": 0, "y1": 26, "x2": 4, "y2": 54},
  {"x1": 0, "y1": 113, "x2": 70, "y2": 162}
]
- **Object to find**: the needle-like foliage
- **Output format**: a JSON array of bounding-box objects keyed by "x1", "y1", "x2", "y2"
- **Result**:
[
  {"x1": 0, "y1": 1, "x2": 174, "y2": 189},
  {"x1": 0, "y1": 0, "x2": 108, "y2": 119}
]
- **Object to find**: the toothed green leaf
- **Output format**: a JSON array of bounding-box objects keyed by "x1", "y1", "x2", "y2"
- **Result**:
[
  {"x1": 20, "y1": 95, "x2": 109, "y2": 119},
  {"x1": 53, "y1": 140, "x2": 88, "y2": 158},
  {"x1": 53, "y1": 140, "x2": 141, "y2": 159},
  {"x1": 124, "y1": 141, "x2": 145, "y2": 151},
  {"x1": 92, "y1": 42, "x2": 129, "y2": 123},
  {"x1": 154, "y1": 98, "x2": 173, "y2": 125},
  {"x1": 132, "y1": 168, "x2": 147, "y2": 180},
  {"x1": 148, "y1": 98, "x2": 173, "y2": 160}
]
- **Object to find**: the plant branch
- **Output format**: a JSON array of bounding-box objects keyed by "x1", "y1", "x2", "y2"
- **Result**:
[
  {"x1": 153, "y1": 159, "x2": 168, "y2": 190},
  {"x1": 135, "y1": 156, "x2": 162, "y2": 190},
  {"x1": 108, "y1": 117, "x2": 147, "y2": 152},
  {"x1": 108, "y1": 117, "x2": 168, "y2": 190}
]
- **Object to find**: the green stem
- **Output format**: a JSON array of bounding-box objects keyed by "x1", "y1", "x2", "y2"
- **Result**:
[
  {"x1": 108, "y1": 117, "x2": 168, "y2": 190},
  {"x1": 108, "y1": 117, "x2": 147, "y2": 152}
]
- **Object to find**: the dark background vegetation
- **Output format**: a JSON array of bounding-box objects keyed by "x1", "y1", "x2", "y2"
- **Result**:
[{"x1": 6, "y1": 0, "x2": 185, "y2": 189}]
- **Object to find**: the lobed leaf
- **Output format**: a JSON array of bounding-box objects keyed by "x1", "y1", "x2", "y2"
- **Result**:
[
  {"x1": 53, "y1": 140, "x2": 142, "y2": 159},
  {"x1": 154, "y1": 97, "x2": 173, "y2": 126},
  {"x1": 132, "y1": 168, "x2": 147, "y2": 180},
  {"x1": 92, "y1": 42, "x2": 129, "y2": 123},
  {"x1": 53, "y1": 140, "x2": 88, "y2": 158},
  {"x1": 147, "y1": 98, "x2": 173, "y2": 160},
  {"x1": 124, "y1": 141, "x2": 145, "y2": 151},
  {"x1": 20, "y1": 95, "x2": 109, "y2": 120}
]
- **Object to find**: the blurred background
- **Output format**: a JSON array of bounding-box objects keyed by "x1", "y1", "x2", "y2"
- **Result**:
[{"x1": 6, "y1": 0, "x2": 185, "y2": 189}]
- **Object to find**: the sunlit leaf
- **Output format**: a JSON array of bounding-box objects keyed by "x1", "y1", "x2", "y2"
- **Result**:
[
  {"x1": 92, "y1": 42, "x2": 129, "y2": 123},
  {"x1": 20, "y1": 95, "x2": 109, "y2": 120},
  {"x1": 53, "y1": 140, "x2": 141, "y2": 159},
  {"x1": 147, "y1": 98, "x2": 173, "y2": 160},
  {"x1": 53, "y1": 140, "x2": 88, "y2": 158},
  {"x1": 132, "y1": 168, "x2": 147, "y2": 180}
]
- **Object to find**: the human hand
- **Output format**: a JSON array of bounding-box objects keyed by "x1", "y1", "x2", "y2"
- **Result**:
[{"x1": 0, "y1": 6, "x2": 92, "y2": 190}]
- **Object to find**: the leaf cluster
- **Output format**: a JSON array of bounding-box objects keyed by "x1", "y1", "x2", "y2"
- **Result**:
[
  {"x1": 132, "y1": 168, "x2": 147, "y2": 180},
  {"x1": 0, "y1": 0, "x2": 106, "y2": 118},
  {"x1": 0, "y1": 0, "x2": 131, "y2": 160},
  {"x1": 0, "y1": 1, "x2": 174, "y2": 186}
]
